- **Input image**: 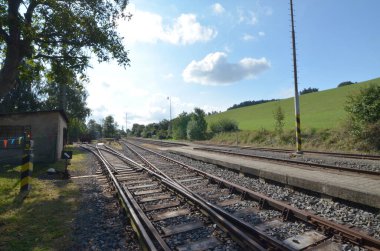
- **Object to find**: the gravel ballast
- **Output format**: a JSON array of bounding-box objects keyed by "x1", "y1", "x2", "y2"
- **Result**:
[
  {"x1": 162, "y1": 151, "x2": 380, "y2": 240},
  {"x1": 69, "y1": 150, "x2": 140, "y2": 251}
]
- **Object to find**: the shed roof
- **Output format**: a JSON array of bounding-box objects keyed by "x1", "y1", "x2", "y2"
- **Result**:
[{"x1": 0, "y1": 110, "x2": 69, "y2": 123}]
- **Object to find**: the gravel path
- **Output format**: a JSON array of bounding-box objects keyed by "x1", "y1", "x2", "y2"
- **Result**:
[
  {"x1": 162, "y1": 151, "x2": 380, "y2": 241},
  {"x1": 69, "y1": 149, "x2": 139, "y2": 251}
]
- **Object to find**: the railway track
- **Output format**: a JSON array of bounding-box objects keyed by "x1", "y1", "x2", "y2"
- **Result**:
[
  {"x1": 191, "y1": 147, "x2": 380, "y2": 176},
  {"x1": 82, "y1": 144, "x2": 293, "y2": 250},
  {"x1": 194, "y1": 142, "x2": 380, "y2": 162},
  {"x1": 120, "y1": 140, "x2": 380, "y2": 251},
  {"x1": 128, "y1": 137, "x2": 380, "y2": 161}
]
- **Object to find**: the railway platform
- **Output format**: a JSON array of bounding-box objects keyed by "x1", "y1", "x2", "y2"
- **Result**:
[{"x1": 168, "y1": 147, "x2": 380, "y2": 209}]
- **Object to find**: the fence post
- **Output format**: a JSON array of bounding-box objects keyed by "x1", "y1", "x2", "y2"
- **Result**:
[{"x1": 20, "y1": 127, "x2": 33, "y2": 192}]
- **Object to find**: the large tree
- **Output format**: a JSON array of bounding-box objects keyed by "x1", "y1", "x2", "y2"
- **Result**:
[
  {"x1": 0, "y1": 0, "x2": 130, "y2": 98},
  {"x1": 102, "y1": 115, "x2": 117, "y2": 138}
]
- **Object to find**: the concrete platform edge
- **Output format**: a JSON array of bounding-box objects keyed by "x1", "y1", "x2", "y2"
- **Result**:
[{"x1": 170, "y1": 150, "x2": 380, "y2": 209}]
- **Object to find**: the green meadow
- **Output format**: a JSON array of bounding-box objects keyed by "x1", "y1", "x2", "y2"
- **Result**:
[{"x1": 206, "y1": 78, "x2": 380, "y2": 131}]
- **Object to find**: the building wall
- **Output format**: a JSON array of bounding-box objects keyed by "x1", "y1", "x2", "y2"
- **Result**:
[
  {"x1": 56, "y1": 113, "x2": 68, "y2": 160},
  {"x1": 0, "y1": 112, "x2": 67, "y2": 163}
]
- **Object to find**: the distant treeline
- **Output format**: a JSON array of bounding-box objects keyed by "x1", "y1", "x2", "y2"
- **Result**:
[{"x1": 227, "y1": 99, "x2": 278, "y2": 111}]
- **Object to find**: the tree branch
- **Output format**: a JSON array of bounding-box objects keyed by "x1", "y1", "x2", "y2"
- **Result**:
[
  {"x1": 34, "y1": 54, "x2": 89, "y2": 61},
  {"x1": 24, "y1": 0, "x2": 38, "y2": 25}
]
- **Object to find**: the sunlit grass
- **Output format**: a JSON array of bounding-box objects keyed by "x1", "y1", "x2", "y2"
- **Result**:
[
  {"x1": 207, "y1": 77, "x2": 380, "y2": 131},
  {"x1": 0, "y1": 146, "x2": 88, "y2": 250}
]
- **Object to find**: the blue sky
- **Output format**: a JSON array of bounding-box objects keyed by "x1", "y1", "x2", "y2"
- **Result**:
[{"x1": 86, "y1": 0, "x2": 380, "y2": 129}]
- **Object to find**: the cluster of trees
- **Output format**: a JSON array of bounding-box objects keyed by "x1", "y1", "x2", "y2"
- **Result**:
[
  {"x1": 78, "y1": 115, "x2": 126, "y2": 142},
  {"x1": 227, "y1": 99, "x2": 278, "y2": 111},
  {"x1": 0, "y1": 1, "x2": 130, "y2": 142},
  {"x1": 300, "y1": 87, "x2": 319, "y2": 95},
  {"x1": 130, "y1": 108, "x2": 209, "y2": 140},
  {"x1": 130, "y1": 120, "x2": 169, "y2": 139},
  {"x1": 338, "y1": 81, "x2": 356, "y2": 87}
]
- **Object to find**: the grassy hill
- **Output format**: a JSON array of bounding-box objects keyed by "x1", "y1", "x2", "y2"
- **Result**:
[{"x1": 206, "y1": 78, "x2": 380, "y2": 131}]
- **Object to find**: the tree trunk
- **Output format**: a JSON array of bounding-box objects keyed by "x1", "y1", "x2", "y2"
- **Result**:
[
  {"x1": 0, "y1": 0, "x2": 23, "y2": 99},
  {"x1": 0, "y1": 43, "x2": 22, "y2": 99}
]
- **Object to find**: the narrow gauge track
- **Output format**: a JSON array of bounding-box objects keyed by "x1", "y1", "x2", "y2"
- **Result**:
[
  {"x1": 128, "y1": 137, "x2": 188, "y2": 148},
  {"x1": 195, "y1": 143, "x2": 380, "y2": 161},
  {"x1": 122, "y1": 140, "x2": 380, "y2": 251},
  {"x1": 82, "y1": 144, "x2": 291, "y2": 251},
  {"x1": 129, "y1": 137, "x2": 380, "y2": 161},
  {"x1": 191, "y1": 147, "x2": 380, "y2": 176}
]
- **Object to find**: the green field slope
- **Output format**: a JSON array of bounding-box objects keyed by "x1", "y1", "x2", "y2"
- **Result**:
[{"x1": 207, "y1": 78, "x2": 380, "y2": 131}]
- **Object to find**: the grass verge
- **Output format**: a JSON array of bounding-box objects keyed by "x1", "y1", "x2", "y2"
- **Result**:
[
  {"x1": 207, "y1": 127, "x2": 380, "y2": 154},
  {"x1": 0, "y1": 146, "x2": 87, "y2": 250}
]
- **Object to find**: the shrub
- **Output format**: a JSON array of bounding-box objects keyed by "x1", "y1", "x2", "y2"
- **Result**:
[
  {"x1": 187, "y1": 119, "x2": 203, "y2": 140},
  {"x1": 210, "y1": 118, "x2": 239, "y2": 134},
  {"x1": 345, "y1": 85, "x2": 380, "y2": 124},
  {"x1": 345, "y1": 84, "x2": 380, "y2": 150},
  {"x1": 273, "y1": 106, "x2": 285, "y2": 135}
]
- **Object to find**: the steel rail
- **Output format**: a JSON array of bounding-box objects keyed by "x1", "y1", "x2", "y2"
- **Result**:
[
  {"x1": 102, "y1": 145, "x2": 275, "y2": 251},
  {"x1": 120, "y1": 144, "x2": 296, "y2": 251},
  {"x1": 190, "y1": 141, "x2": 380, "y2": 161},
  {"x1": 80, "y1": 145, "x2": 167, "y2": 251},
  {"x1": 126, "y1": 141, "x2": 380, "y2": 251},
  {"x1": 193, "y1": 147, "x2": 380, "y2": 177}
]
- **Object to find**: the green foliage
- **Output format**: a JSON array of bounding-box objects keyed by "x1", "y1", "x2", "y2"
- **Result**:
[
  {"x1": 273, "y1": 106, "x2": 285, "y2": 135},
  {"x1": 300, "y1": 87, "x2": 319, "y2": 95},
  {"x1": 68, "y1": 118, "x2": 87, "y2": 143},
  {"x1": 172, "y1": 112, "x2": 191, "y2": 140},
  {"x1": 227, "y1": 99, "x2": 278, "y2": 110},
  {"x1": 186, "y1": 120, "x2": 202, "y2": 140},
  {"x1": 102, "y1": 115, "x2": 117, "y2": 138},
  {"x1": 210, "y1": 118, "x2": 239, "y2": 134},
  {"x1": 186, "y1": 108, "x2": 207, "y2": 140},
  {"x1": 338, "y1": 81, "x2": 356, "y2": 87},
  {"x1": 41, "y1": 63, "x2": 90, "y2": 121},
  {"x1": 87, "y1": 119, "x2": 102, "y2": 140},
  {"x1": 0, "y1": 77, "x2": 41, "y2": 113},
  {"x1": 0, "y1": 0, "x2": 131, "y2": 98},
  {"x1": 131, "y1": 123, "x2": 145, "y2": 137},
  {"x1": 345, "y1": 85, "x2": 380, "y2": 150},
  {"x1": 345, "y1": 85, "x2": 380, "y2": 124}
]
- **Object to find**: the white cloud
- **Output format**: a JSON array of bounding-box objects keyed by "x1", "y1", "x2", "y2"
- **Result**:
[
  {"x1": 182, "y1": 52, "x2": 271, "y2": 85},
  {"x1": 238, "y1": 9, "x2": 258, "y2": 25},
  {"x1": 242, "y1": 33, "x2": 255, "y2": 41},
  {"x1": 212, "y1": 3, "x2": 225, "y2": 14},
  {"x1": 120, "y1": 6, "x2": 217, "y2": 45},
  {"x1": 258, "y1": 31, "x2": 265, "y2": 37}
]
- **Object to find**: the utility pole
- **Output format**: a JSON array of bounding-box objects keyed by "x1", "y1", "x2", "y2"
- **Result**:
[
  {"x1": 167, "y1": 97, "x2": 172, "y2": 138},
  {"x1": 290, "y1": 0, "x2": 302, "y2": 154},
  {"x1": 125, "y1": 112, "x2": 128, "y2": 138}
]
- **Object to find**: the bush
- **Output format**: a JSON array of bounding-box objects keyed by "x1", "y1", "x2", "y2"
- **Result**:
[
  {"x1": 187, "y1": 119, "x2": 203, "y2": 140},
  {"x1": 273, "y1": 106, "x2": 285, "y2": 135},
  {"x1": 345, "y1": 85, "x2": 380, "y2": 124},
  {"x1": 210, "y1": 118, "x2": 239, "y2": 134},
  {"x1": 345, "y1": 84, "x2": 380, "y2": 150}
]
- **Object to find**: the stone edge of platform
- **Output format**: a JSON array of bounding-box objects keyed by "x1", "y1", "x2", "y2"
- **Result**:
[{"x1": 169, "y1": 149, "x2": 380, "y2": 209}]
